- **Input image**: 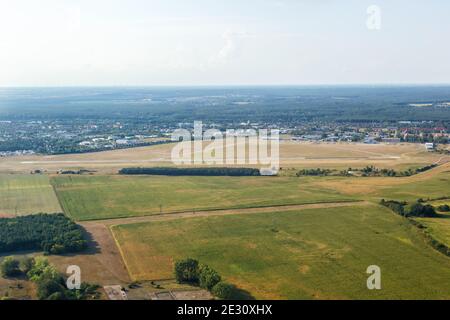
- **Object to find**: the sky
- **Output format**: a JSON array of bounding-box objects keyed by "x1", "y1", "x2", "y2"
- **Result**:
[{"x1": 0, "y1": 0, "x2": 449, "y2": 86}]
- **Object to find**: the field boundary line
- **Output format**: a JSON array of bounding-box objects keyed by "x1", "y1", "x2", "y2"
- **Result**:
[
  {"x1": 92, "y1": 200, "x2": 371, "y2": 227},
  {"x1": 50, "y1": 178, "x2": 69, "y2": 218},
  {"x1": 109, "y1": 225, "x2": 135, "y2": 282},
  {"x1": 78, "y1": 199, "x2": 364, "y2": 223}
]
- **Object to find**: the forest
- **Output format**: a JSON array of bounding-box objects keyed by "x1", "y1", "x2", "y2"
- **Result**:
[{"x1": 0, "y1": 214, "x2": 87, "y2": 254}]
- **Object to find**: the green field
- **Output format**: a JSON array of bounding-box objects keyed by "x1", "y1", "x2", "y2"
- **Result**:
[
  {"x1": 112, "y1": 204, "x2": 450, "y2": 299},
  {"x1": 51, "y1": 175, "x2": 356, "y2": 221},
  {"x1": 0, "y1": 174, "x2": 62, "y2": 216}
]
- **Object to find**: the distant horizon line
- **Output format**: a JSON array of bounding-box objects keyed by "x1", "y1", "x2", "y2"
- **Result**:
[{"x1": 2, "y1": 83, "x2": 450, "y2": 89}]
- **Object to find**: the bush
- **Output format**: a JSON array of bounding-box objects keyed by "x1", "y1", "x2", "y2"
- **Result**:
[
  {"x1": 438, "y1": 204, "x2": 450, "y2": 212},
  {"x1": 199, "y1": 265, "x2": 221, "y2": 290},
  {"x1": 37, "y1": 278, "x2": 66, "y2": 300},
  {"x1": 296, "y1": 168, "x2": 331, "y2": 176},
  {"x1": 19, "y1": 257, "x2": 35, "y2": 274},
  {"x1": 174, "y1": 258, "x2": 199, "y2": 283},
  {"x1": 406, "y1": 202, "x2": 437, "y2": 217},
  {"x1": 27, "y1": 257, "x2": 59, "y2": 282},
  {"x1": 0, "y1": 257, "x2": 21, "y2": 277},
  {"x1": 380, "y1": 199, "x2": 406, "y2": 216},
  {"x1": 212, "y1": 282, "x2": 235, "y2": 300}
]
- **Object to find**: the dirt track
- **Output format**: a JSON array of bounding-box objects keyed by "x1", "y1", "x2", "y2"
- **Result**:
[{"x1": 82, "y1": 200, "x2": 371, "y2": 227}]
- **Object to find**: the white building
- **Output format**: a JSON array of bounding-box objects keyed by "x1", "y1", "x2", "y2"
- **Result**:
[{"x1": 425, "y1": 143, "x2": 435, "y2": 151}]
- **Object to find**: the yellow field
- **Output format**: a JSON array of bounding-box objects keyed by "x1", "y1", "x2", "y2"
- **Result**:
[
  {"x1": 312, "y1": 162, "x2": 450, "y2": 201},
  {"x1": 0, "y1": 141, "x2": 443, "y2": 174}
]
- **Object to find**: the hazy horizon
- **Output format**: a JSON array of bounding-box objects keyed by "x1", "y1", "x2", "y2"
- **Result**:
[{"x1": 2, "y1": 0, "x2": 450, "y2": 86}]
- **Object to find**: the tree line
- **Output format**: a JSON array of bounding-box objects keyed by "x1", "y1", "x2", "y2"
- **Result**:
[
  {"x1": 174, "y1": 258, "x2": 244, "y2": 300},
  {"x1": 380, "y1": 199, "x2": 437, "y2": 217},
  {"x1": 119, "y1": 167, "x2": 261, "y2": 176}
]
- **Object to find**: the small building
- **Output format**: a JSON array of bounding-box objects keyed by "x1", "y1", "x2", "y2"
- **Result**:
[
  {"x1": 425, "y1": 143, "x2": 435, "y2": 151},
  {"x1": 364, "y1": 137, "x2": 378, "y2": 144},
  {"x1": 260, "y1": 168, "x2": 278, "y2": 176},
  {"x1": 382, "y1": 138, "x2": 401, "y2": 144},
  {"x1": 115, "y1": 139, "x2": 129, "y2": 145}
]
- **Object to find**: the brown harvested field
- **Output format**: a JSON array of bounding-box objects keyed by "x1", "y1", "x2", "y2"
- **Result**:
[
  {"x1": 0, "y1": 141, "x2": 442, "y2": 174},
  {"x1": 48, "y1": 222, "x2": 131, "y2": 286}
]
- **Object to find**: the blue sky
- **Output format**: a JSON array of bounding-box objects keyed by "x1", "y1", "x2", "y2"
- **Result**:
[{"x1": 1, "y1": 0, "x2": 449, "y2": 86}]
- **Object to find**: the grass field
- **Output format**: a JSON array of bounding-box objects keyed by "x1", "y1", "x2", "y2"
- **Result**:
[
  {"x1": 51, "y1": 175, "x2": 357, "y2": 221},
  {"x1": 0, "y1": 174, "x2": 61, "y2": 216},
  {"x1": 112, "y1": 204, "x2": 450, "y2": 299}
]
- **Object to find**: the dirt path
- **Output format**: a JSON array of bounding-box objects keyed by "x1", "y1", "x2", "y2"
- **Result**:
[{"x1": 83, "y1": 200, "x2": 370, "y2": 227}]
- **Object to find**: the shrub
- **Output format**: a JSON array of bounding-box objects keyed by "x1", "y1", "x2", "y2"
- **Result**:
[
  {"x1": 199, "y1": 265, "x2": 221, "y2": 290},
  {"x1": 37, "y1": 278, "x2": 66, "y2": 300},
  {"x1": 0, "y1": 257, "x2": 21, "y2": 277},
  {"x1": 437, "y1": 204, "x2": 450, "y2": 212},
  {"x1": 19, "y1": 257, "x2": 35, "y2": 274},
  {"x1": 27, "y1": 257, "x2": 59, "y2": 282},
  {"x1": 380, "y1": 199, "x2": 406, "y2": 216},
  {"x1": 212, "y1": 282, "x2": 235, "y2": 300},
  {"x1": 174, "y1": 258, "x2": 199, "y2": 283},
  {"x1": 406, "y1": 202, "x2": 437, "y2": 217}
]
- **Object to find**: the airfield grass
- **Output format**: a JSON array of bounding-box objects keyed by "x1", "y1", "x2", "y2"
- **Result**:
[
  {"x1": 112, "y1": 204, "x2": 450, "y2": 299},
  {"x1": 0, "y1": 174, "x2": 61, "y2": 216},
  {"x1": 313, "y1": 162, "x2": 450, "y2": 203},
  {"x1": 51, "y1": 175, "x2": 357, "y2": 221}
]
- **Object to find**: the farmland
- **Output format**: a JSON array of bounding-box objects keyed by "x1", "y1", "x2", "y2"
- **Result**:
[
  {"x1": 0, "y1": 174, "x2": 61, "y2": 216},
  {"x1": 112, "y1": 204, "x2": 450, "y2": 299},
  {"x1": 51, "y1": 175, "x2": 357, "y2": 221},
  {"x1": 0, "y1": 142, "x2": 449, "y2": 300}
]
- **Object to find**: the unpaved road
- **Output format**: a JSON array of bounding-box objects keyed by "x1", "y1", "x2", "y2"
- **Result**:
[{"x1": 82, "y1": 200, "x2": 370, "y2": 228}]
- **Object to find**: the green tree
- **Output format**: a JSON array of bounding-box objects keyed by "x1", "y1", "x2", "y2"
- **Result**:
[
  {"x1": 27, "y1": 257, "x2": 59, "y2": 282},
  {"x1": 212, "y1": 282, "x2": 235, "y2": 300},
  {"x1": 199, "y1": 264, "x2": 221, "y2": 290},
  {"x1": 37, "y1": 278, "x2": 66, "y2": 300},
  {"x1": 0, "y1": 257, "x2": 21, "y2": 277},
  {"x1": 20, "y1": 257, "x2": 35, "y2": 274},
  {"x1": 174, "y1": 258, "x2": 199, "y2": 283},
  {"x1": 407, "y1": 202, "x2": 437, "y2": 217}
]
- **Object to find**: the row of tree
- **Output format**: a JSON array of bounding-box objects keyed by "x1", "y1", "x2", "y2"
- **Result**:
[
  {"x1": 380, "y1": 199, "x2": 438, "y2": 217},
  {"x1": 119, "y1": 167, "x2": 261, "y2": 176},
  {"x1": 296, "y1": 168, "x2": 332, "y2": 176},
  {"x1": 0, "y1": 214, "x2": 87, "y2": 254},
  {"x1": 174, "y1": 258, "x2": 236, "y2": 299}
]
